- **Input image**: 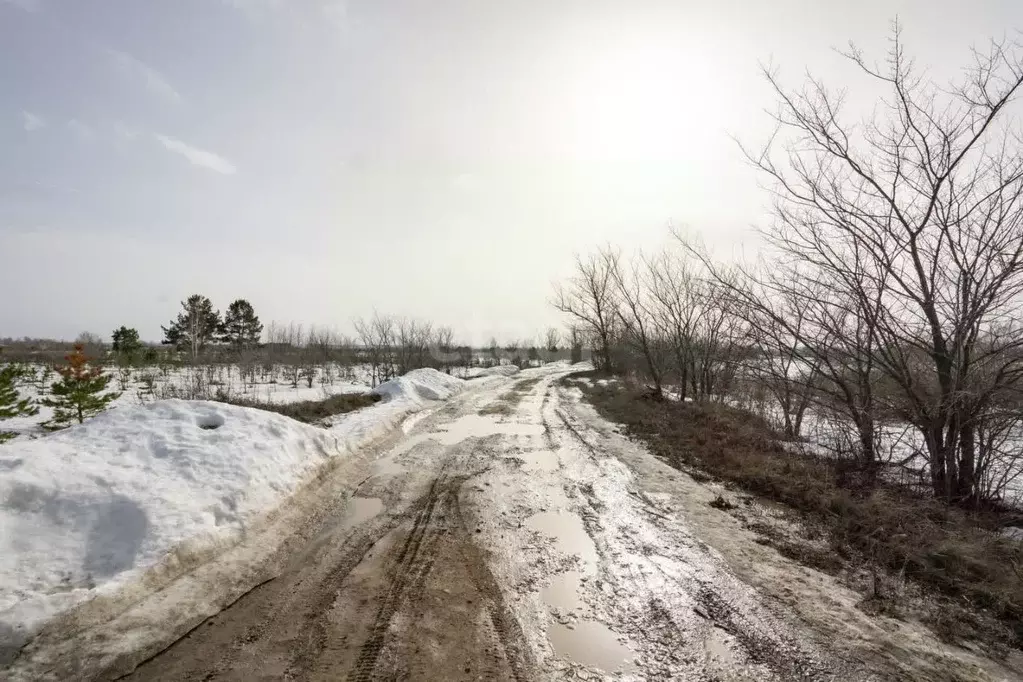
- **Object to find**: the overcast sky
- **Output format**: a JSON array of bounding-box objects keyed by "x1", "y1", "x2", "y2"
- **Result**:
[{"x1": 1, "y1": 0, "x2": 1020, "y2": 344}]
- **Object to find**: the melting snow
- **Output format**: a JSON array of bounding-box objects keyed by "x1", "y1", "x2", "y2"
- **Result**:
[{"x1": 0, "y1": 368, "x2": 467, "y2": 661}]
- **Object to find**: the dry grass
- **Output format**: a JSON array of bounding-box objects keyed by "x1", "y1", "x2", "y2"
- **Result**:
[
  {"x1": 572, "y1": 375, "x2": 1023, "y2": 651},
  {"x1": 215, "y1": 392, "x2": 381, "y2": 424}
]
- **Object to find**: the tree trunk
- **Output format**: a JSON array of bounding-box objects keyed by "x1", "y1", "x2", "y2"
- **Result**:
[
  {"x1": 927, "y1": 427, "x2": 948, "y2": 499},
  {"x1": 599, "y1": 332, "x2": 613, "y2": 376},
  {"x1": 857, "y1": 417, "x2": 875, "y2": 467},
  {"x1": 956, "y1": 420, "x2": 977, "y2": 502}
]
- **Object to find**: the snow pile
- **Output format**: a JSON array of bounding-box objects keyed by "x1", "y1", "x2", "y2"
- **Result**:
[
  {"x1": 0, "y1": 368, "x2": 477, "y2": 660},
  {"x1": 322, "y1": 369, "x2": 468, "y2": 453},
  {"x1": 474, "y1": 365, "x2": 520, "y2": 378},
  {"x1": 0, "y1": 400, "x2": 340, "y2": 656},
  {"x1": 371, "y1": 368, "x2": 465, "y2": 404}
]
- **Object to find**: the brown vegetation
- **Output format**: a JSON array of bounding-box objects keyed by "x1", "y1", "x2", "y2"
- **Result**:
[
  {"x1": 574, "y1": 376, "x2": 1023, "y2": 650},
  {"x1": 216, "y1": 392, "x2": 381, "y2": 425}
]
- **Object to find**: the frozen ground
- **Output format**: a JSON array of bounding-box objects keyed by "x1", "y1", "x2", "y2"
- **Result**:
[
  {"x1": 6, "y1": 364, "x2": 1018, "y2": 680},
  {"x1": 0, "y1": 368, "x2": 467, "y2": 666}
]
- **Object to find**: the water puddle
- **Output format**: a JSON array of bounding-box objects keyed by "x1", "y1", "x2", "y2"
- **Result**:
[
  {"x1": 373, "y1": 416, "x2": 544, "y2": 478},
  {"x1": 429, "y1": 414, "x2": 543, "y2": 445},
  {"x1": 514, "y1": 450, "x2": 559, "y2": 473},
  {"x1": 340, "y1": 496, "x2": 383, "y2": 530},
  {"x1": 526, "y1": 511, "x2": 597, "y2": 570},
  {"x1": 548, "y1": 620, "x2": 636, "y2": 672},
  {"x1": 704, "y1": 626, "x2": 742, "y2": 672},
  {"x1": 541, "y1": 570, "x2": 584, "y2": 613},
  {"x1": 372, "y1": 434, "x2": 439, "y2": 476}
]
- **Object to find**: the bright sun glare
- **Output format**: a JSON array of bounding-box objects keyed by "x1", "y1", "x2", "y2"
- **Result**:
[{"x1": 568, "y1": 41, "x2": 691, "y2": 160}]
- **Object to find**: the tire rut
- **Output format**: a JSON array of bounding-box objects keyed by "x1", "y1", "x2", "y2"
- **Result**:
[
  {"x1": 346, "y1": 476, "x2": 454, "y2": 681},
  {"x1": 547, "y1": 385, "x2": 838, "y2": 681},
  {"x1": 345, "y1": 463, "x2": 533, "y2": 682}
]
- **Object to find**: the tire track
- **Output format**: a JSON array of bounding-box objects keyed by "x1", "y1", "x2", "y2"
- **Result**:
[
  {"x1": 547, "y1": 384, "x2": 837, "y2": 681},
  {"x1": 452, "y1": 484, "x2": 535, "y2": 682},
  {"x1": 347, "y1": 476, "x2": 452, "y2": 681}
]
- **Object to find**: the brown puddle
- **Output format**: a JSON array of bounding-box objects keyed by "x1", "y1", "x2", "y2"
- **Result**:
[
  {"x1": 548, "y1": 620, "x2": 637, "y2": 673},
  {"x1": 431, "y1": 414, "x2": 544, "y2": 444},
  {"x1": 373, "y1": 417, "x2": 546, "y2": 479},
  {"x1": 340, "y1": 496, "x2": 384, "y2": 530},
  {"x1": 541, "y1": 571, "x2": 585, "y2": 613},
  {"x1": 525, "y1": 511, "x2": 597, "y2": 570},
  {"x1": 514, "y1": 450, "x2": 559, "y2": 473}
]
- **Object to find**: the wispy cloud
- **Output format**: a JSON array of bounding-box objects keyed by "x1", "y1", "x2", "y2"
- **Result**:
[
  {"x1": 67, "y1": 119, "x2": 96, "y2": 141},
  {"x1": 21, "y1": 110, "x2": 45, "y2": 132},
  {"x1": 154, "y1": 134, "x2": 237, "y2": 175},
  {"x1": 105, "y1": 48, "x2": 181, "y2": 104},
  {"x1": 1, "y1": 0, "x2": 41, "y2": 12}
]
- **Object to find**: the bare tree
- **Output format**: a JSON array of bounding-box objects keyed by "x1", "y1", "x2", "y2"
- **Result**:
[
  {"x1": 551, "y1": 249, "x2": 620, "y2": 375},
  {"x1": 433, "y1": 325, "x2": 455, "y2": 373},
  {"x1": 354, "y1": 313, "x2": 395, "y2": 387},
  {"x1": 645, "y1": 247, "x2": 702, "y2": 402},
  {"x1": 609, "y1": 250, "x2": 665, "y2": 397},
  {"x1": 748, "y1": 24, "x2": 1023, "y2": 502},
  {"x1": 395, "y1": 317, "x2": 433, "y2": 375},
  {"x1": 543, "y1": 327, "x2": 561, "y2": 354}
]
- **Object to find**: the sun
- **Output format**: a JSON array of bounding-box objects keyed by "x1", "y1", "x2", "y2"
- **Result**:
[{"x1": 565, "y1": 39, "x2": 691, "y2": 160}]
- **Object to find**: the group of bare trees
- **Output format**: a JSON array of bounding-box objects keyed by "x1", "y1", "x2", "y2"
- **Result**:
[
  {"x1": 352, "y1": 314, "x2": 453, "y2": 386},
  {"x1": 555, "y1": 26, "x2": 1023, "y2": 506},
  {"x1": 552, "y1": 244, "x2": 747, "y2": 403}
]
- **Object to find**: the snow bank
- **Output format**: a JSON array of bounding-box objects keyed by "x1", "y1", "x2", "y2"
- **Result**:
[
  {"x1": 0, "y1": 400, "x2": 338, "y2": 657},
  {"x1": 0, "y1": 368, "x2": 472, "y2": 663},
  {"x1": 371, "y1": 368, "x2": 465, "y2": 404}
]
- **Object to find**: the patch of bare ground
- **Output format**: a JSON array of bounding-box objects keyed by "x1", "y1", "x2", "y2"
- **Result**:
[
  {"x1": 570, "y1": 374, "x2": 1023, "y2": 659},
  {"x1": 478, "y1": 376, "x2": 544, "y2": 417}
]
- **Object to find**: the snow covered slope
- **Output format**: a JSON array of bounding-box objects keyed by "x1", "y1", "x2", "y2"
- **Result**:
[
  {"x1": 371, "y1": 367, "x2": 466, "y2": 403},
  {"x1": 0, "y1": 368, "x2": 469, "y2": 663}
]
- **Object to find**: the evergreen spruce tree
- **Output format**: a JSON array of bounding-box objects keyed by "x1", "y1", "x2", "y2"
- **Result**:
[
  {"x1": 162, "y1": 294, "x2": 222, "y2": 361},
  {"x1": 42, "y1": 345, "x2": 120, "y2": 427},
  {"x1": 220, "y1": 299, "x2": 263, "y2": 349},
  {"x1": 111, "y1": 326, "x2": 143, "y2": 358},
  {"x1": 0, "y1": 364, "x2": 37, "y2": 442}
]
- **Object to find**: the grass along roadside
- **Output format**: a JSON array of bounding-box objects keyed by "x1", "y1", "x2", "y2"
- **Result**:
[
  {"x1": 567, "y1": 373, "x2": 1023, "y2": 655},
  {"x1": 215, "y1": 392, "x2": 381, "y2": 425}
]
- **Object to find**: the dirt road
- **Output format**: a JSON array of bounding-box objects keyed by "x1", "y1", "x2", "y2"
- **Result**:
[{"x1": 115, "y1": 368, "x2": 1017, "y2": 681}]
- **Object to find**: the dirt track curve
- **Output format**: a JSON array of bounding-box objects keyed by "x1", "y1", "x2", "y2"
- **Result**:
[{"x1": 56, "y1": 368, "x2": 1023, "y2": 681}]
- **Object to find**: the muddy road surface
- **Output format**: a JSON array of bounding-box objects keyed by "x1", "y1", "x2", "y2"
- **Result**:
[{"x1": 113, "y1": 368, "x2": 1018, "y2": 681}]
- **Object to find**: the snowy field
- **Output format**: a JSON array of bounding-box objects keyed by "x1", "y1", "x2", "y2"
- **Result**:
[
  {"x1": 0, "y1": 366, "x2": 488, "y2": 662},
  {"x1": 1, "y1": 361, "x2": 516, "y2": 443}
]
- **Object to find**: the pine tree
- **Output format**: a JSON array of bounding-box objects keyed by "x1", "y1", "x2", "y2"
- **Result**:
[
  {"x1": 112, "y1": 326, "x2": 143, "y2": 361},
  {"x1": 42, "y1": 345, "x2": 121, "y2": 427},
  {"x1": 220, "y1": 299, "x2": 263, "y2": 349},
  {"x1": 0, "y1": 364, "x2": 37, "y2": 442},
  {"x1": 162, "y1": 294, "x2": 222, "y2": 361}
]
